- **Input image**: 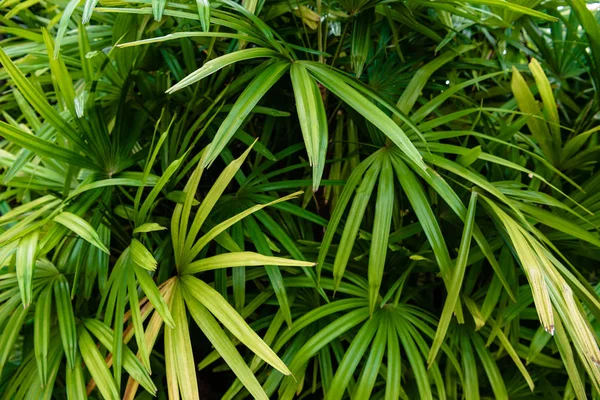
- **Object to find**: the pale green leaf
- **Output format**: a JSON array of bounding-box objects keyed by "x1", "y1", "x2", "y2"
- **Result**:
[
  {"x1": 183, "y1": 289, "x2": 269, "y2": 400},
  {"x1": 181, "y1": 275, "x2": 291, "y2": 375},
  {"x1": 54, "y1": 212, "x2": 110, "y2": 255},
  {"x1": 130, "y1": 239, "x2": 157, "y2": 271},
  {"x1": 133, "y1": 223, "x2": 167, "y2": 234},
  {"x1": 78, "y1": 326, "x2": 120, "y2": 400},
  {"x1": 186, "y1": 251, "x2": 314, "y2": 274}
]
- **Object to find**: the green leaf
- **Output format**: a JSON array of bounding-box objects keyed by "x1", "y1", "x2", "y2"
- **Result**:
[
  {"x1": 481, "y1": 196, "x2": 554, "y2": 333},
  {"x1": 82, "y1": 319, "x2": 157, "y2": 395},
  {"x1": 66, "y1": 354, "x2": 87, "y2": 400},
  {"x1": 171, "y1": 150, "x2": 207, "y2": 266},
  {"x1": 333, "y1": 158, "x2": 381, "y2": 291},
  {"x1": 70, "y1": 177, "x2": 154, "y2": 199},
  {"x1": 395, "y1": 45, "x2": 475, "y2": 114},
  {"x1": 457, "y1": 146, "x2": 482, "y2": 168},
  {"x1": 16, "y1": 230, "x2": 38, "y2": 308},
  {"x1": 218, "y1": 0, "x2": 286, "y2": 52},
  {"x1": 54, "y1": 275, "x2": 77, "y2": 370},
  {"x1": 461, "y1": 332, "x2": 480, "y2": 400},
  {"x1": 326, "y1": 314, "x2": 381, "y2": 400},
  {"x1": 196, "y1": 0, "x2": 210, "y2": 31},
  {"x1": 119, "y1": 32, "x2": 268, "y2": 49},
  {"x1": 152, "y1": 0, "x2": 167, "y2": 20},
  {"x1": 133, "y1": 113, "x2": 170, "y2": 211},
  {"x1": 133, "y1": 264, "x2": 175, "y2": 328},
  {"x1": 553, "y1": 315, "x2": 587, "y2": 400},
  {"x1": 77, "y1": 22, "x2": 94, "y2": 82},
  {"x1": 566, "y1": 0, "x2": 600, "y2": 94},
  {"x1": 183, "y1": 191, "x2": 303, "y2": 269},
  {"x1": 0, "y1": 195, "x2": 55, "y2": 225},
  {"x1": 561, "y1": 125, "x2": 600, "y2": 163},
  {"x1": 35, "y1": 285, "x2": 53, "y2": 385},
  {"x1": 167, "y1": 282, "x2": 200, "y2": 399},
  {"x1": 164, "y1": 295, "x2": 180, "y2": 400},
  {"x1": 290, "y1": 62, "x2": 328, "y2": 190},
  {"x1": 385, "y1": 316, "x2": 402, "y2": 400},
  {"x1": 166, "y1": 48, "x2": 280, "y2": 94},
  {"x1": 279, "y1": 307, "x2": 370, "y2": 398},
  {"x1": 412, "y1": 71, "x2": 504, "y2": 124},
  {"x1": 518, "y1": 203, "x2": 600, "y2": 249},
  {"x1": 0, "y1": 48, "x2": 86, "y2": 150},
  {"x1": 511, "y1": 66, "x2": 558, "y2": 164},
  {"x1": 528, "y1": 58, "x2": 561, "y2": 147},
  {"x1": 394, "y1": 319, "x2": 432, "y2": 400},
  {"x1": 83, "y1": 0, "x2": 100, "y2": 23},
  {"x1": 368, "y1": 153, "x2": 394, "y2": 314},
  {"x1": 109, "y1": 263, "x2": 128, "y2": 392},
  {"x1": 304, "y1": 62, "x2": 427, "y2": 173},
  {"x1": 471, "y1": 332, "x2": 508, "y2": 400},
  {"x1": 390, "y1": 154, "x2": 455, "y2": 284},
  {"x1": 490, "y1": 319, "x2": 534, "y2": 390},
  {"x1": 243, "y1": 215, "x2": 293, "y2": 327},
  {"x1": 54, "y1": 212, "x2": 110, "y2": 255},
  {"x1": 353, "y1": 320, "x2": 387, "y2": 399},
  {"x1": 456, "y1": 0, "x2": 557, "y2": 20},
  {"x1": 54, "y1": 0, "x2": 80, "y2": 58},
  {"x1": 43, "y1": 28, "x2": 76, "y2": 117},
  {"x1": 351, "y1": 10, "x2": 372, "y2": 77},
  {"x1": 463, "y1": 295, "x2": 485, "y2": 330},
  {"x1": 0, "y1": 121, "x2": 97, "y2": 170},
  {"x1": 201, "y1": 61, "x2": 289, "y2": 169},
  {"x1": 427, "y1": 192, "x2": 477, "y2": 366},
  {"x1": 127, "y1": 271, "x2": 151, "y2": 372},
  {"x1": 0, "y1": 306, "x2": 28, "y2": 377},
  {"x1": 182, "y1": 142, "x2": 256, "y2": 256},
  {"x1": 136, "y1": 156, "x2": 184, "y2": 226},
  {"x1": 317, "y1": 152, "x2": 381, "y2": 277}
]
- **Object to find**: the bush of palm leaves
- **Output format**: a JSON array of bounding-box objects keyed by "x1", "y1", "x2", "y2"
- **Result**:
[{"x1": 1, "y1": 0, "x2": 600, "y2": 399}]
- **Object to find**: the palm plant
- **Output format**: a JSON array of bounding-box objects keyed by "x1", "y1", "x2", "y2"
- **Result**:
[{"x1": 0, "y1": 0, "x2": 600, "y2": 399}]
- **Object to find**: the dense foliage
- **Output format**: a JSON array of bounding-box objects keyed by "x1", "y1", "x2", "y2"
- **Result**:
[{"x1": 1, "y1": 0, "x2": 600, "y2": 398}]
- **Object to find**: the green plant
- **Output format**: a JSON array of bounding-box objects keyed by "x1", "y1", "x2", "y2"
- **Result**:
[{"x1": 1, "y1": 0, "x2": 600, "y2": 399}]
